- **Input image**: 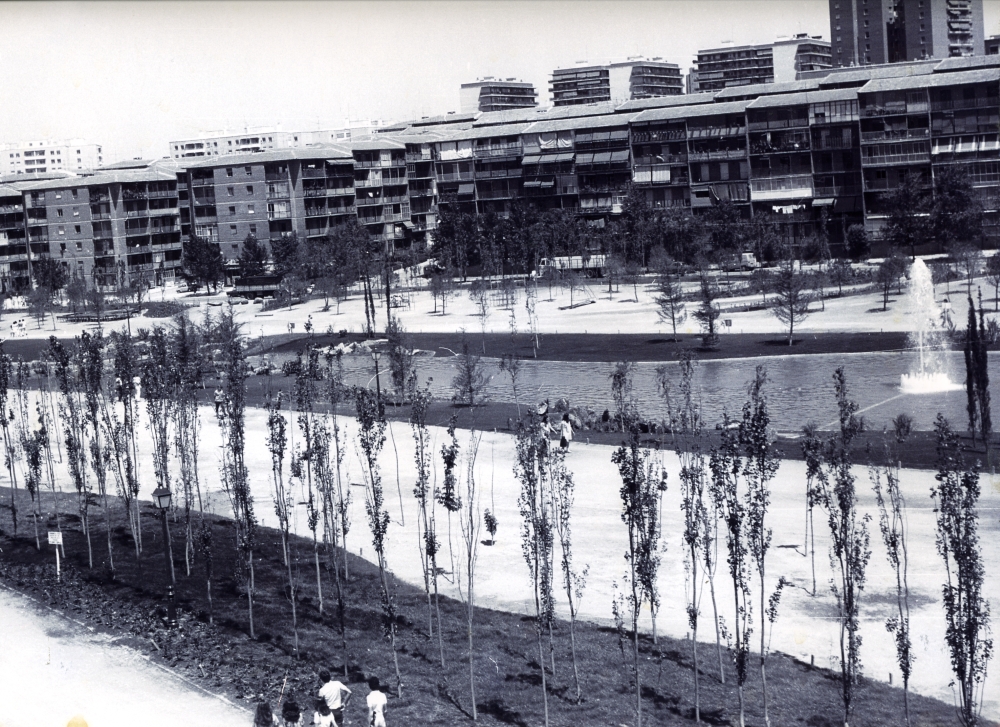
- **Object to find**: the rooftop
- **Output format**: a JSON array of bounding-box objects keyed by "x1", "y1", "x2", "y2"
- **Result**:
[{"x1": 859, "y1": 66, "x2": 1000, "y2": 93}]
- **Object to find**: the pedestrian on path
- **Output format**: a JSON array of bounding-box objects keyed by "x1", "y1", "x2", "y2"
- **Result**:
[
  {"x1": 559, "y1": 412, "x2": 573, "y2": 450},
  {"x1": 318, "y1": 669, "x2": 352, "y2": 727},
  {"x1": 366, "y1": 677, "x2": 387, "y2": 727},
  {"x1": 281, "y1": 698, "x2": 303, "y2": 727},
  {"x1": 215, "y1": 388, "x2": 225, "y2": 415},
  {"x1": 311, "y1": 699, "x2": 337, "y2": 727}
]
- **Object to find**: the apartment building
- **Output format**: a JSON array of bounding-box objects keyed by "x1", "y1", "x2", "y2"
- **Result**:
[
  {"x1": 460, "y1": 78, "x2": 539, "y2": 113},
  {"x1": 830, "y1": 0, "x2": 984, "y2": 67},
  {"x1": 1, "y1": 139, "x2": 103, "y2": 176},
  {"x1": 2, "y1": 160, "x2": 182, "y2": 289},
  {"x1": 690, "y1": 35, "x2": 832, "y2": 93},
  {"x1": 987, "y1": 34, "x2": 1000, "y2": 54},
  {"x1": 550, "y1": 58, "x2": 683, "y2": 106},
  {"x1": 169, "y1": 122, "x2": 391, "y2": 160}
]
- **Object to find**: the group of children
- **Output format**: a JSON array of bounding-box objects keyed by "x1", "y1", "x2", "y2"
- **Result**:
[{"x1": 254, "y1": 671, "x2": 386, "y2": 727}]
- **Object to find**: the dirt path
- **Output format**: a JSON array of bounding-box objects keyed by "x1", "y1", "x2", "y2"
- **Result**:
[{"x1": 0, "y1": 584, "x2": 250, "y2": 727}]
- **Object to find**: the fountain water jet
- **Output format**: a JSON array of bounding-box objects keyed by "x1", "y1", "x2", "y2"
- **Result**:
[{"x1": 900, "y1": 259, "x2": 963, "y2": 394}]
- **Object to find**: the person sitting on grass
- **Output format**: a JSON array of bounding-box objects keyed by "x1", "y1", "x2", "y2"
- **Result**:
[
  {"x1": 254, "y1": 703, "x2": 279, "y2": 726},
  {"x1": 366, "y1": 676, "x2": 387, "y2": 727},
  {"x1": 311, "y1": 698, "x2": 336, "y2": 727},
  {"x1": 318, "y1": 669, "x2": 352, "y2": 727},
  {"x1": 281, "y1": 698, "x2": 303, "y2": 727}
]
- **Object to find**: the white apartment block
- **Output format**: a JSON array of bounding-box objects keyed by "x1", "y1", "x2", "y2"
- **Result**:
[
  {"x1": 1, "y1": 139, "x2": 103, "y2": 175},
  {"x1": 169, "y1": 121, "x2": 392, "y2": 160}
]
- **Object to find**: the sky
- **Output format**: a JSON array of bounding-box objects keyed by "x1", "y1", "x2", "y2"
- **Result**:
[{"x1": 1, "y1": 0, "x2": 999, "y2": 163}]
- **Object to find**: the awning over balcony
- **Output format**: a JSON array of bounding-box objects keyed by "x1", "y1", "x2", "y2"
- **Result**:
[
  {"x1": 521, "y1": 155, "x2": 541, "y2": 165},
  {"x1": 812, "y1": 197, "x2": 835, "y2": 206},
  {"x1": 457, "y1": 183, "x2": 476, "y2": 195}
]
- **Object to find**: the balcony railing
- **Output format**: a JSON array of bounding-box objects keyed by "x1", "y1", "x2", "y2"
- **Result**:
[
  {"x1": 861, "y1": 152, "x2": 931, "y2": 166},
  {"x1": 861, "y1": 128, "x2": 929, "y2": 143},
  {"x1": 438, "y1": 172, "x2": 475, "y2": 182},
  {"x1": 125, "y1": 209, "x2": 148, "y2": 218},
  {"x1": 301, "y1": 168, "x2": 326, "y2": 178},
  {"x1": 749, "y1": 174, "x2": 814, "y2": 200},
  {"x1": 305, "y1": 207, "x2": 327, "y2": 217},
  {"x1": 474, "y1": 145, "x2": 523, "y2": 158},
  {"x1": 405, "y1": 152, "x2": 434, "y2": 162},
  {"x1": 689, "y1": 149, "x2": 747, "y2": 161},
  {"x1": 303, "y1": 188, "x2": 327, "y2": 198},
  {"x1": 268, "y1": 212, "x2": 291, "y2": 221},
  {"x1": 149, "y1": 208, "x2": 179, "y2": 216},
  {"x1": 327, "y1": 186, "x2": 355, "y2": 196},
  {"x1": 265, "y1": 172, "x2": 287, "y2": 182},
  {"x1": 384, "y1": 211, "x2": 409, "y2": 222},
  {"x1": 356, "y1": 196, "x2": 383, "y2": 207},
  {"x1": 355, "y1": 177, "x2": 383, "y2": 188},
  {"x1": 812, "y1": 136, "x2": 856, "y2": 150},
  {"x1": 358, "y1": 214, "x2": 384, "y2": 224},
  {"x1": 409, "y1": 186, "x2": 434, "y2": 196},
  {"x1": 931, "y1": 96, "x2": 997, "y2": 112},
  {"x1": 190, "y1": 178, "x2": 214, "y2": 187},
  {"x1": 147, "y1": 190, "x2": 176, "y2": 199},
  {"x1": 0, "y1": 205, "x2": 22, "y2": 214},
  {"x1": 328, "y1": 205, "x2": 357, "y2": 215},
  {"x1": 91, "y1": 211, "x2": 112, "y2": 220},
  {"x1": 149, "y1": 224, "x2": 180, "y2": 234},
  {"x1": 381, "y1": 177, "x2": 408, "y2": 187}
]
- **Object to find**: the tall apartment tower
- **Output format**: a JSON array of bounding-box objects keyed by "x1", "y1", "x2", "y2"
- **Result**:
[
  {"x1": 459, "y1": 78, "x2": 538, "y2": 113},
  {"x1": 550, "y1": 58, "x2": 683, "y2": 106},
  {"x1": 690, "y1": 35, "x2": 831, "y2": 92},
  {"x1": 1, "y1": 139, "x2": 103, "y2": 176},
  {"x1": 829, "y1": 0, "x2": 984, "y2": 67}
]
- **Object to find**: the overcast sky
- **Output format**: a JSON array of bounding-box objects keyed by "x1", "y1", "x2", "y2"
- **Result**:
[{"x1": 2, "y1": 0, "x2": 999, "y2": 163}]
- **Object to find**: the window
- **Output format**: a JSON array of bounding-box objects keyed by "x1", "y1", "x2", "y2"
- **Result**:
[
  {"x1": 71, "y1": 189, "x2": 78, "y2": 198},
  {"x1": 245, "y1": 166, "x2": 252, "y2": 176},
  {"x1": 229, "y1": 206, "x2": 236, "y2": 216},
  {"x1": 58, "y1": 226, "x2": 65, "y2": 235},
  {"x1": 57, "y1": 208, "x2": 64, "y2": 217},
  {"x1": 74, "y1": 225, "x2": 81, "y2": 234},
  {"x1": 227, "y1": 186, "x2": 235, "y2": 196},
  {"x1": 226, "y1": 168, "x2": 233, "y2": 177},
  {"x1": 230, "y1": 224, "x2": 238, "y2": 235},
  {"x1": 76, "y1": 241, "x2": 83, "y2": 251},
  {"x1": 73, "y1": 207, "x2": 79, "y2": 217},
  {"x1": 246, "y1": 185, "x2": 253, "y2": 194},
  {"x1": 247, "y1": 204, "x2": 255, "y2": 215},
  {"x1": 232, "y1": 244, "x2": 239, "y2": 252},
  {"x1": 249, "y1": 223, "x2": 257, "y2": 235},
  {"x1": 55, "y1": 192, "x2": 62, "y2": 199}
]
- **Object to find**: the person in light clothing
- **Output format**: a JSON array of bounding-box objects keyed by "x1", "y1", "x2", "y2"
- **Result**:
[
  {"x1": 559, "y1": 413, "x2": 573, "y2": 450},
  {"x1": 318, "y1": 670, "x2": 352, "y2": 727},
  {"x1": 366, "y1": 676, "x2": 387, "y2": 727}
]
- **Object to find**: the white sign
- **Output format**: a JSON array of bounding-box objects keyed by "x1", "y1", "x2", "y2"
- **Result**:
[{"x1": 47, "y1": 531, "x2": 63, "y2": 546}]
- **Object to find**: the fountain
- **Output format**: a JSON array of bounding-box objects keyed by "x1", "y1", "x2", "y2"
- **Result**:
[{"x1": 899, "y1": 259, "x2": 963, "y2": 394}]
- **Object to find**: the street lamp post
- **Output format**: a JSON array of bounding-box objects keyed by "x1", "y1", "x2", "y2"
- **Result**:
[
  {"x1": 151, "y1": 486, "x2": 178, "y2": 629},
  {"x1": 371, "y1": 349, "x2": 382, "y2": 400}
]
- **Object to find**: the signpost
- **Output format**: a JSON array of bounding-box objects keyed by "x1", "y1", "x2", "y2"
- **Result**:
[{"x1": 47, "y1": 532, "x2": 63, "y2": 582}]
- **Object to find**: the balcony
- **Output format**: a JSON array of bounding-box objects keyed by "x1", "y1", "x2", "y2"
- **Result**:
[
  {"x1": 303, "y1": 187, "x2": 327, "y2": 198},
  {"x1": 190, "y1": 178, "x2": 214, "y2": 187},
  {"x1": 409, "y1": 186, "x2": 434, "y2": 197},
  {"x1": 267, "y1": 213, "x2": 291, "y2": 221},
  {"x1": 265, "y1": 171, "x2": 287, "y2": 182},
  {"x1": 406, "y1": 152, "x2": 434, "y2": 162},
  {"x1": 861, "y1": 128, "x2": 929, "y2": 143},
  {"x1": 383, "y1": 194, "x2": 408, "y2": 204},
  {"x1": 689, "y1": 149, "x2": 747, "y2": 161},
  {"x1": 814, "y1": 185, "x2": 862, "y2": 197},
  {"x1": 0, "y1": 204, "x2": 23, "y2": 214},
  {"x1": 358, "y1": 213, "x2": 385, "y2": 225},
  {"x1": 125, "y1": 209, "x2": 149, "y2": 218},
  {"x1": 812, "y1": 136, "x2": 856, "y2": 150},
  {"x1": 381, "y1": 177, "x2": 408, "y2": 187},
  {"x1": 860, "y1": 105, "x2": 909, "y2": 118},
  {"x1": 438, "y1": 172, "x2": 475, "y2": 182},
  {"x1": 862, "y1": 152, "x2": 931, "y2": 166},
  {"x1": 328, "y1": 205, "x2": 357, "y2": 216},
  {"x1": 749, "y1": 174, "x2": 814, "y2": 200},
  {"x1": 356, "y1": 195, "x2": 383, "y2": 207},
  {"x1": 305, "y1": 207, "x2": 328, "y2": 217},
  {"x1": 147, "y1": 190, "x2": 176, "y2": 199},
  {"x1": 474, "y1": 144, "x2": 523, "y2": 159},
  {"x1": 149, "y1": 207, "x2": 179, "y2": 216},
  {"x1": 90, "y1": 211, "x2": 112, "y2": 221},
  {"x1": 327, "y1": 186, "x2": 355, "y2": 196},
  {"x1": 302, "y1": 168, "x2": 326, "y2": 179},
  {"x1": 355, "y1": 177, "x2": 383, "y2": 188},
  {"x1": 384, "y1": 210, "x2": 410, "y2": 222},
  {"x1": 751, "y1": 140, "x2": 810, "y2": 155},
  {"x1": 149, "y1": 224, "x2": 180, "y2": 234},
  {"x1": 931, "y1": 96, "x2": 997, "y2": 112}
]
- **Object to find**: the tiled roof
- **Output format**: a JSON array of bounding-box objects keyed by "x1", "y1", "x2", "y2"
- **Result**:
[
  {"x1": 933, "y1": 55, "x2": 1000, "y2": 72},
  {"x1": 524, "y1": 112, "x2": 634, "y2": 134},
  {"x1": 433, "y1": 123, "x2": 534, "y2": 142},
  {"x1": 714, "y1": 79, "x2": 820, "y2": 100},
  {"x1": 630, "y1": 99, "x2": 752, "y2": 123},
  {"x1": 183, "y1": 145, "x2": 353, "y2": 168},
  {"x1": 0, "y1": 184, "x2": 23, "y2": 198},
  {"x1": 15, "y1": 167, "x2": 180, "y2": 191},
  {"x1": 408, "y1": 112, "x2": 479, "y2": 127},
  {"x1": 344, "y1": 137, "x2": 408, "y2": 151},
  {"x1": 812, "y1": 61, "x2": 937, "y2": 87},
  {"x1": 747, "y1": 87, "x2": 858, "y2": 109},
  {"x1": 616, "y1": 93, "x2": 716, "y2": 112},
  {"x1": 859, "y1": 66, "x2": 1000, "y2": 93}
]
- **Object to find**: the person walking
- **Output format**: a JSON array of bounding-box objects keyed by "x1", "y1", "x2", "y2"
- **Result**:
[
  {"x1": 318, "y1": 670, "x2": 352, "y2": 727},
  {"x1": 559, "y1": 412, "x2": 573, "y2": 450},
  {"x1": 280, "y1": 698, "x2": 303, "y2": 727},
  {"x1": 311, "y1": 699, "x2": 336, "y2": 727},
  {"x1": 214, "y1": 388, "x2": 225, "y2": 415},
  {"x1": 366, "y1": 677, "x2": 387, "y2": 727}
]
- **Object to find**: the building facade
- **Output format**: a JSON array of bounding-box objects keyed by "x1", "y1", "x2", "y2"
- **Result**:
[
  {"x1": 830, "y1": 0, "x2": 984, "y2": 67},
  {"x1": 550, "y1": 58, "x2": 683, "y2": 106},
  {"x1": 1, "y1": 139, "x2": 103, "y2": 176},
  {"x1": 169, "y1": 122, "x2": 391, "y2": 160},
  {"x1": 691, "y1": 35, "x2": 832, "y2": 92},
  {"x1": 1, "y1": 56, "x2": 999, "y2": 290},
  {"x1": 459, "y1": 78, "x2": 539, "y2": 113}
]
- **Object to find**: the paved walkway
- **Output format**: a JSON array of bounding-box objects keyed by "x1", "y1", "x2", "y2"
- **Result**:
[{"x1": 0, "y1": 585, "x2": 250, "y2": 727}]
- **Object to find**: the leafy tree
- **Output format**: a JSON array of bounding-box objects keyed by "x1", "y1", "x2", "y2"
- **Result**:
[
  {"x1": 451, "y1": 334, "x2": 487, "y2": 407},
  {"x1": 270, "y1": 232, "x2": 300, "y2": 278},
  {"x1": 846, "y1": 224, "x2": 870, "y2": 261},
  {"x1": 829, "y1": 259, "x2": 853, "y2": 296},
  {"x1": 985, "y1": 254, "x2": 1000, "y2": 311},
  {"x1": 931, "y1": 415, "x2": 993, "y2": 727},
  {"x1": 457, "y1": 427, "x2": 483, "y2": 720},
  {"x1": 963, "y1": 295, "x2": 992, "y2": 448},
  {"x1": 355, "y1": 386, "x2": 403, "y2": 697},
  {"x1": 468, "y1": 279, "x2": 491, "y2": 353},
  {"x1": 692, "y1": 276, "x2": 722, "y2": 349},
  {"x1": 655, "y1": 263, "x2": 686, "y2": 340},
  {"x1": 882, "y1": 173, "x2": 930, "y2": 259},
  {"x1": 514, "y1": 414, "x2": 554, "y2": 727},
  {"x1": 183, "y1": 234, "x2": 225, "y2": 292},
  {"x1": 0, "y1": 344, "x2": 20, "y2": 539},
  {"x1": 931, "y1": 165, "x2": 984, "y2": 251},
  {"x1": 65, "y1": 268, "x2": 88, "y2": 314},
  {"x1": 32, "y1": 257, "x2": 68, "y2": 295},
  {"x1": 385, "y1": 317, "x2": 414, "y2": 405},
  {"x1": 870, "y1": 443, "x2": 913, "y2": 727},
  {"x1": 771, "y1": 261, "x2": 811, "y2": 345},
  {"x1": 814, "y1": 369, "x2": 871, "y2": 727},
  {"x1": 876, "y1": 254, "x2": 906, "y2": 311},
  {"x1": 237, "y1": 234, "x2": 268, "y2": 278}
]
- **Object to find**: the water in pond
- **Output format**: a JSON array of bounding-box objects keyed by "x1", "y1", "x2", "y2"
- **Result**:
[{"x1": 284, "y1": 348, "x2": 987, "y2": 431}]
